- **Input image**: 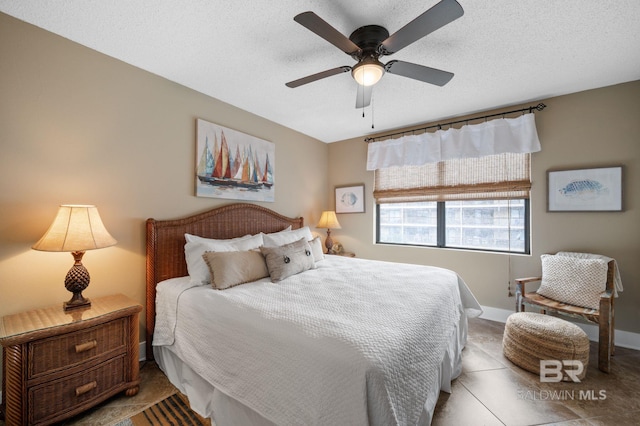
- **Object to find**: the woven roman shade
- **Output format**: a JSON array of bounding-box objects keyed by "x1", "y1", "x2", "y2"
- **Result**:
[{"x1": 374, "y1": 152, "x2": 531, "y2": 203}]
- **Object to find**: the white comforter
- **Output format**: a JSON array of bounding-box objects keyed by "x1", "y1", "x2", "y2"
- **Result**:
[{"x1": 154, "y1": 256, "x2": 481, "y2": 426}]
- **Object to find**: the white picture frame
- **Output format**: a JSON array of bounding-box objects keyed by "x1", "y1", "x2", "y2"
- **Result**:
[
  {"x1": 335, "y1": 184, "x2": 365, "y2": 214},
  {"x1": 548, "y1": 166, "x2": 622, "y2": 212}
]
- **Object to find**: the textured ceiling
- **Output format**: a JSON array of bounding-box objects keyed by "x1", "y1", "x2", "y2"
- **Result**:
[{"x1": 2, "y1": 0, "x2": 639, "y2": 143}]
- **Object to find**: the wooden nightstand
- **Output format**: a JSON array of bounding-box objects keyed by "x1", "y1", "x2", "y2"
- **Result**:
[
  {"x1": 327, "y1": 251, "x2": 356, "y2": 257},
  {"x1": 0, "y1": 294, "x2": 142, "y2": 426}
]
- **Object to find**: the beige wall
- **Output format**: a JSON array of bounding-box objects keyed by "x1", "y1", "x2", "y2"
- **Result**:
[
  {"x1": 1, "y1": 10, "x2": 638, "y2": 368},
  {"x1": 328, "y1": 80, "x2": 640, "y2": 335},
  {"x1": 0, "y1": 13, "x2": 328, "y2": 337}
]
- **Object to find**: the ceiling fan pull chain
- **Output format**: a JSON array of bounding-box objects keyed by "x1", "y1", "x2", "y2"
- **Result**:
[{"x1": 371, "y1": 95, "x2": 375, "y2": 129}]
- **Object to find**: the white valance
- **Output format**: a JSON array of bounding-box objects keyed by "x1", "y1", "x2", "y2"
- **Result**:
[{"x1": 366, "y1": 113, "x2": 541, "y2": 170}]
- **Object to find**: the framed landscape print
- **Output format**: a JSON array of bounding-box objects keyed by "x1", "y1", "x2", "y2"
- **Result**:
[
  {"x1": 548, "y1": 166, "x2": 622, "y2": 212},
  {"x1": 335, "y1": 184, "x2": 365, "y2": 213},
  {"x1": 195, "y1": 118, "x2": 275, "y2": 202}
]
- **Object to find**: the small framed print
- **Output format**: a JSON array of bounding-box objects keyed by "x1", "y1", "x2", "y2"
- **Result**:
[
  {"x1": 335, "y1": 184, "x2": 365, "y2": 214},
  {"x1": 548, "y1": 166, "x2": 622, "y2": 212}
]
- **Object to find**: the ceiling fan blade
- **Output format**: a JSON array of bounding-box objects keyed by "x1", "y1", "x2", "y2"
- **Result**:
[
  {"x1": 356, "y1": 84, "x2": 373, "y2": 108},
  {"x1": 285, "y1": 66, "x2": 351, "y2": 88},
  {"x1": 380, "y1": 0, "x2": 463, "y2": 55},
  {"x1": 294, "y1": 12, "x2": 361, "y2": 55},
  {"x1": 385, "y1": 60, "x2": 453, "y2": 86}
]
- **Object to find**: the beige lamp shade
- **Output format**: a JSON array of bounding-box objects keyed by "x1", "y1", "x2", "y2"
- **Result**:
[
  {"x1": 33, "y1": 205, "x2": 116, "y2": 311},
  {"x1": 316, "y1": 211, "x2": 342, "y2": 230},
  {"x1": 32, "y1": 205, "x2": 117, "y2": 252},
  {"x1": 316, "y1": 210, "x2": 341, "y2": 253}
]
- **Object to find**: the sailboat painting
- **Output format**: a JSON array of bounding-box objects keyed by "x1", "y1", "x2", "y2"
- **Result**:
[{"x1": 196, "y1": 119, "x2": 275, "y2": 202}]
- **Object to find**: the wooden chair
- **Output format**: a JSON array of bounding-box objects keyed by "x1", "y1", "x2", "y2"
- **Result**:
[{"x1": 515, "y1": 259, "x2": 616, "y2": 373}]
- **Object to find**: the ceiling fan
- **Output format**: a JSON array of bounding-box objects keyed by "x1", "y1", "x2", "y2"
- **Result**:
[{"x1": 285, "y1": 0, "x2": 464, "y2": 108}]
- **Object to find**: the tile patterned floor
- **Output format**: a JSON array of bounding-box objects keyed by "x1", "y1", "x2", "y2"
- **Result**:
[
  {"x1": 432, "y1": 318, "x2": 640, "y2": 426},
  {"x1": 2, "y1": 318, "x2": 638, "y2": 425}
]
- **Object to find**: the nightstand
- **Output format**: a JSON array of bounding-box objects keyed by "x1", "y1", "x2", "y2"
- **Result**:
[
  {"x1": 328, "y1": 251, "x2": 356, "y2": 257},
  {"x1": 0, "y1": 294, "x2": 142, "y2": 426}
]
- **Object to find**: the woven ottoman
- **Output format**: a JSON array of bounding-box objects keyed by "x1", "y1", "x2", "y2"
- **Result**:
[{"x1": 503, "y1": 312, "x2": 589, "y2": 381}]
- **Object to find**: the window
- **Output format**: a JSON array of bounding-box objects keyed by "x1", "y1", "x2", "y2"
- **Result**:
[
  {"x1": 377, "y1": 200, "x2": 529, "y2": 253},
  {"x1": 374, "y1": 152, "x2": 531, "y2": 254}
]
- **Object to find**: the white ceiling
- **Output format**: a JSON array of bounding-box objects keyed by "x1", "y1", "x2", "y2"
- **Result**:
[{"x1": 2, "y1": 0, "x2": 640, "y2": 143}]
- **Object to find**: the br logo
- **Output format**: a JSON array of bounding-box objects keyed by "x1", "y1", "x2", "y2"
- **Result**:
[{"x1": 539, "y1": 360, "x2": 584, "y2": 383}]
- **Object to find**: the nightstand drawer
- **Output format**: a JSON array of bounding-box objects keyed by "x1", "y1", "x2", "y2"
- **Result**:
[
  {"x1": 28, "y1": 317, "x2": 126, "y2": 379},
  {"x1": 28, "y1": 354, "x2": 125, "y2": 425}
]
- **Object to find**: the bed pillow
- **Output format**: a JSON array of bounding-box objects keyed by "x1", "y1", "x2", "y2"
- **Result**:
[
  {"x1": 185, "y1": 234, "x2": 264, "y2": 284},
  {"x1": 309, "y1": 236, "x2": 324, "y2": 262},
  {"x1": 185, "y1": 233, "x2": 252, "y2": 244},
  {"x1": 261, "y1": 226, "x2": 292, "y2": 240},
  {"x1": 537, "y1": 254, "x2": 608, "y2": 310},
  {"x1": 260, "y1": 237, "x2": 316, "y2": 282},
  {"x1": 202, "y1": 250, "x2": 269, "y2": 290},
  {"x1": 262, "y1": 226, "x2": 313, "y2": 248}
]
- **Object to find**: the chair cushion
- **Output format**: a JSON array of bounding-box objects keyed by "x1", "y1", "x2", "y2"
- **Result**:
[{"x1": 537, "y1": 254, "x2": 608, "y2": 310}]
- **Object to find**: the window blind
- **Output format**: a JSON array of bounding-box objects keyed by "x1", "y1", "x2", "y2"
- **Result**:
[{"x1": 374, "y1": 152, "x2": 531, "y2": 203}]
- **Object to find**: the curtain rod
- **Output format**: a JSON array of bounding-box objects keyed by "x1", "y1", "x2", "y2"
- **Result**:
[{"x1": 364, "y1": 103, "x2": 547, "y2": 143}]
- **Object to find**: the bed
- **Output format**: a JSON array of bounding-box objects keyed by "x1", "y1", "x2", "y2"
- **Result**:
[{"x1": 146, "y1": 203, "x2": 482, "y2": 426}]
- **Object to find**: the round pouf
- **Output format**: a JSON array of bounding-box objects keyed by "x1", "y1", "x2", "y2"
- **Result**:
[{"x1": 503, "y1": 312, "x2": 589, "y2": 381}]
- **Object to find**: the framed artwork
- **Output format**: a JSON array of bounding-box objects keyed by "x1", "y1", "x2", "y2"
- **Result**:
[
  {"x1": 548, "y1": 166, "x2": 622, "y2": 212},
  {"x1": 335, "y1": 184, "x2": 365, "y2": 213},
  {"x1": 195, "y1": 118, "x2": 275, "y2": 202}
]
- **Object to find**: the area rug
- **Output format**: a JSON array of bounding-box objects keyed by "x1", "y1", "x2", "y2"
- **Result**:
[{"x1": 114, "y1": 392, "x2": 212, "y2": 426}]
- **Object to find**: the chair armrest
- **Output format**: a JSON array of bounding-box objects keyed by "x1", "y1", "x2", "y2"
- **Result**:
[
  {"x1": 514, "y1": 277, "x2": 541, "y2": 312},
  {"x1": 515, "y1": 277, "x2": 542, "y2": 284},
  {"x1": 515, "y1": 277, "x2": 541, "y2": 295},
  {"x1": 600, "y1": 288, "x2": 614, "y2": 300}
]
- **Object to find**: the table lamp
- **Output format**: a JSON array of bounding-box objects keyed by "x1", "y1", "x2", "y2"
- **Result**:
[
  {"x1": 32, "y1": 205, "x2": 117, "y2": 310},
  {"x1": 316, "y1": 211, "x2": 341, "y2": 253}
]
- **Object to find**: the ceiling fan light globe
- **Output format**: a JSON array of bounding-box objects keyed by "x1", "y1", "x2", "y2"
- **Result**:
[{"x1": 352, "y1": 61, "x2": 385, "y2": 86}]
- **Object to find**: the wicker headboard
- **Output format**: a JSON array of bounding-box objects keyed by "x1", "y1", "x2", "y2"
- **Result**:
[{"x1": 145, "y1": 202, "x2": 304, "y2": 359}]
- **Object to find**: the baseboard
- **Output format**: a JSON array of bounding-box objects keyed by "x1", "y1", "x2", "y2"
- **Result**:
[{"x1": 479, "y1": 305, "x2": 640, "y2": 351}]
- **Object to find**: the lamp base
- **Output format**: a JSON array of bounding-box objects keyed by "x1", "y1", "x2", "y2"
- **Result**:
[
  {"x1": 325, "y1": 229, "x2": 334, "y2": 253},
  {"x1": 64, "y1": 251, "x2": 92, "y2": 311},
  {"x1": 64, "y1": 295, "x2": 91, "y2": 311}
]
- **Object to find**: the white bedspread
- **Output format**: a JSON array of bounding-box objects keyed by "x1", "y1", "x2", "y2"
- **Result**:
[{"x1": 154, "y1": 256, "x2": 481, "y2": 426}]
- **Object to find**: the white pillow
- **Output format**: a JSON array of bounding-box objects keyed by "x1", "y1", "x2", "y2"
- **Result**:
[
  {"x1": 262, "y1": 226, "x2": 313, "y2": 248},
  {"x1": 185, "y1": 233, "x2": 252, "y2": 244},
  {"x1": 185, "y1": 234, "x2": 264, "y2": 284},
  {"x1": 537, "y1": 254, "x2": 608, "y2": 310},
  {"x1": 309, "y1": 236, "x2": 325, "y2": 262},
  {"x1": 263, "y1": 226, "x2": 292, "y2": 236}
]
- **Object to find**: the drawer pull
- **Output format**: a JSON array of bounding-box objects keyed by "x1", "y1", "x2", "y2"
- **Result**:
[
  {"x1": 75, "y1": 340, "x2": 98, "y2": 353},
  {"x1": 75, "y1": 381, "x2": 97, "y2": 396}
]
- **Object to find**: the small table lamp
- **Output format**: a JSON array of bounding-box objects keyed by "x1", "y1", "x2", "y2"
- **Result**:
[
  {"x1": 32, "y1": 205, "x2": 117, "y2": 311},
  {"x1": 316, "y1": 210, "x2": 341, "y2": 253}
]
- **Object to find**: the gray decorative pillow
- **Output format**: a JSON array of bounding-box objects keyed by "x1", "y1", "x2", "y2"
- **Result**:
[
  {"x1": 202, "y1": 250, "x2": 269, "y2": 290},
  {"x1": 260, "y1": 238, "x2": 316, "y2": 282},
  {"x1": 537, "y1": 254, "x2": 607, "y2": 310}
]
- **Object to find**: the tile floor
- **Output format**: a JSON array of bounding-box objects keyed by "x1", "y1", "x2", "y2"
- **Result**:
[
  {"x1": 2, "y1": 318, "x2": 638, "y2": 425},
  {"x1": 432, "y1": 318, "x2": 640, "y2": 426}
]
